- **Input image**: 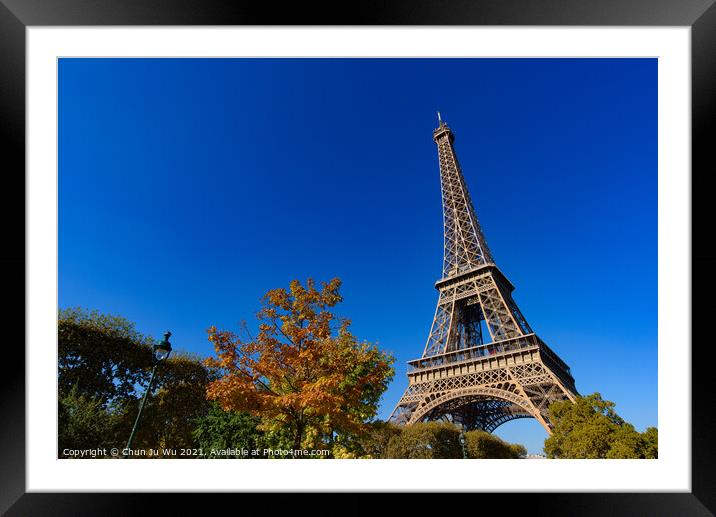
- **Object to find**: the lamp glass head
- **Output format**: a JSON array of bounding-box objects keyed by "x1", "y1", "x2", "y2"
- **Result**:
[{"x1": 153, "y1": 331, "x2": 172, "y2": 362}]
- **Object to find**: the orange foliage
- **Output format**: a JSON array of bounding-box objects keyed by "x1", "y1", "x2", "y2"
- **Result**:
[{"x1": 205, "y1": 278, "x2": 393, "y2": 452}]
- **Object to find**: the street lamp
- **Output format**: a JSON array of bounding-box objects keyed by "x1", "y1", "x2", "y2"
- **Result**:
[
  {"x1": 152, "y1": 332, "x2": 173, "y2": 362},
  {"x1": 123, "y1": 331, "x2": 173, "y2": 456},
  {"x1": 458, "y1": 424, "x2": 468, "y2": 459}
]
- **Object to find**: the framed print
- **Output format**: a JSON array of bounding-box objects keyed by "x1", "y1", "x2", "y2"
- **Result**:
[{"x1": 2, "y1": 0, "x2": 715, "y2": 514}]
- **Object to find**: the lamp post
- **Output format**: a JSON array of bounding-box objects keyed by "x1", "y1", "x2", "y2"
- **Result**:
[
  {"x1": 123, "y1": 331, "x2": 172, "y2": 456},
  {"x1": 458, "y1": 424, "x2": 468, "y2": 459}
]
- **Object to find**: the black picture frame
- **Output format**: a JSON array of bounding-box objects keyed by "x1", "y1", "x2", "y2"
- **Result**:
[{"x1": 1, "y1": 1, "x2": 714, "y2": 514}]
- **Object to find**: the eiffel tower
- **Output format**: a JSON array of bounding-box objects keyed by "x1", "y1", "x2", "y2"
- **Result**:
[{"x1": 388, "y1": 115, "x2": 577, "y2": 433}]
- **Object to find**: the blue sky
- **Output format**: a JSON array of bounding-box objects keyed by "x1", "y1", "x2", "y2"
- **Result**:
[{"x1": 59, "y1": 58, "x2": 657, "y2": 454}]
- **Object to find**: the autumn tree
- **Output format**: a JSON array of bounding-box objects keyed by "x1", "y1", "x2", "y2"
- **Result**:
[
  {"x1": 544, "y1": 392, "x2": 658, "y2": 459},
  {"x1": 205, "y1": 278, "x2": 394, "y2": 456}
]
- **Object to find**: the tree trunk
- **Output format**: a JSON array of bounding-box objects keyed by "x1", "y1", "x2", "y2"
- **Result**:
[{"x1": 292, "y1": 423, "x2": 303, "y2": 459}]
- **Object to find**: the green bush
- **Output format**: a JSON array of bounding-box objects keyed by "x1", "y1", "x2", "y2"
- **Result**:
[
  {"x1": 349, "y1": 421, "x2": 403, "y2": 458},
  {"x1": 464, "y1": 429, "x2": 525, "y2": 459},
  {"x1": 384, "y1": 422, "x2": 463, "y2": 459},
  {"x1": 192, "y1": 403, "x2": 263, "y2": 458}
]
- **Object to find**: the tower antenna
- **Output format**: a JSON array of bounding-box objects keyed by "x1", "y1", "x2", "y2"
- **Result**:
[{"x1": 437, "y1": 111, "x2": 442, "y2": 124}]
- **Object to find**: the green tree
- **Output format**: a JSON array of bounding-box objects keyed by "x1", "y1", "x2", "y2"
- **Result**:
[
  {"x1": 509, "y1": 443, "x2": 528, "y2": 458},
  {"x1": 193, "y1": 403, "x2": 263, "y2": 458},
  {"x1": 58, "y1": 308, "x2": 213, "y2": 456},
  {"x1": 58, "y1": 385, "x2": 119, "y2": 455},
  {"x1": 115, "y1": 353, "x2": 214, "y2": 453},
  {"x1": 384, "y1": 422, "x2": 463, "y2": 459},
  {"x1": 330, "y1": 420, "x2": 402, "y2": 458},
  {"x1": 464, "y1": 430, "x2": 526, "y2": 459},
  {"x1": 544, "y1": 392, "x2": 658, "y2": 459},
  {"x1": 640, "y1": 427, "x2": 658, "y2": 459},
  {"x1": 357, "y1": 421, "x2": 403, "y2": 459},
  {"x1": 606, "y1": 423, "x2": 643, "y2": 459},
  {"x1": 59, "y1": 307, "x2": 153, "y2": 405}
]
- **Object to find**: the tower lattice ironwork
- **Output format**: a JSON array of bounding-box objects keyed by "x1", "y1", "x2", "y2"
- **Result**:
[{"x1": 388, "y1": 117, "x2": 577, "y2": 433}]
